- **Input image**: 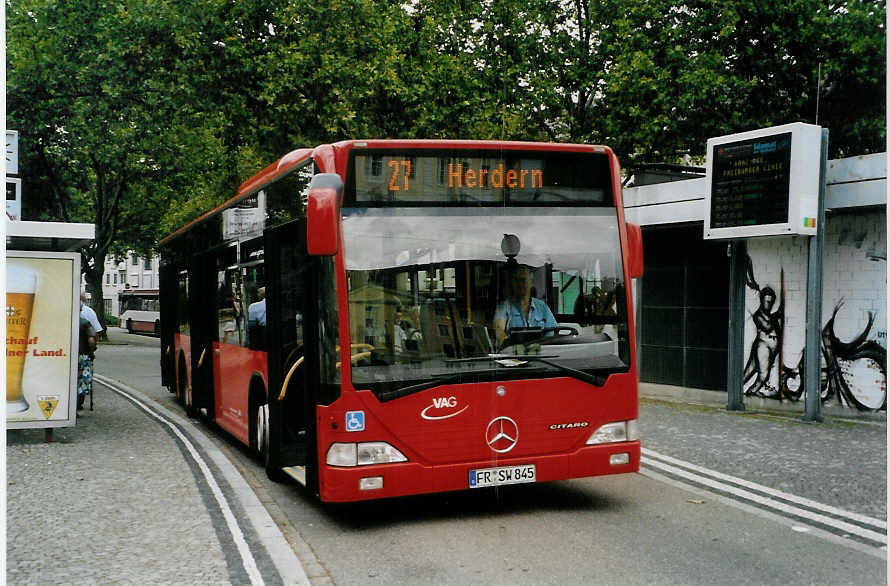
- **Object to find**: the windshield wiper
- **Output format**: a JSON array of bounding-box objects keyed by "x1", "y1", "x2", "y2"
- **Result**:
[
  {"x1": 447, "y1": 355, "x2": 607, "y2": 387},
  {"x1": 378, "y1": 368, "x2": 505, "y2": 402}
]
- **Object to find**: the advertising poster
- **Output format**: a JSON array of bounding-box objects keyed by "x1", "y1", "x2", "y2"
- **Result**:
[{"x1": 6, "y1": 252, "x2": 80, "y2": 428}]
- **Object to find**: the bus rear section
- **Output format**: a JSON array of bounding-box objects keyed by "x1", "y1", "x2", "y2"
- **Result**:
[
  {"x1": 119, "y1": 289, "x2": 161, "y2": 335},
  {"x1": 310, "y1": 142, "x2": 642, "y2": 502}
]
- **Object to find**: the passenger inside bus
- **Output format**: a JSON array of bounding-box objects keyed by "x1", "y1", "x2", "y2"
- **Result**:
[
  {"x1": 393, "y1": 306, "x2": 422, "y2": 358},
  {"x1": 247, "y1": 286, "x2": 267, "y2": 350}
]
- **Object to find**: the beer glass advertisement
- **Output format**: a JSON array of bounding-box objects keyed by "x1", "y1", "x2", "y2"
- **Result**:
[{"x1": 6, "y1": 252, "x2": 80, "y2": 428}]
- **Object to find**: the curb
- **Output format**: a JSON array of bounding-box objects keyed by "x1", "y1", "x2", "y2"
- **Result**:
[
  {"x1": 640, "y1": 382, "x2": 887, "y2": 423},
  {"x1": 94, "y1": 374, "x2": 311, "y2": 585}
]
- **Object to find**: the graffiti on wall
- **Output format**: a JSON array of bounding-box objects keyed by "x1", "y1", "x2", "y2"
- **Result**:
[
  {"x1": 743, "y1": 255, "x2": 886, "y2": 411},
  {"x1": 742, "y1": 259, "x2": 784, "y2": 397}
]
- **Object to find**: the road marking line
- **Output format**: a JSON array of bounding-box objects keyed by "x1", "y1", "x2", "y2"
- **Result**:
[
  {"x1": 640, "y1": 467, "x2": 887, "y2": 560},
  {"x1": 643, "y1": 448, "x2": 887, "y2": 531},
  {"x1": 95, "y1": 375, "x2": 264, "y2": 585},
  {"x1": 641, "y1": 451, "x2": 886, "y2": 546}
]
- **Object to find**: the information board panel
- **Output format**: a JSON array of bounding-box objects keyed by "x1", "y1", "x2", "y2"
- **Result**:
[
  {"x1": 704, "y1": 123, "x2": 822, "y2": 239},
  {"x1": 6, "y1": 251, "x2": 81, "y2": 429},
  {"x1": 710, "y1": 133, "x2": 791, "y2": 229},
  {"x1": 7, "y1": 177, "x2": 22, "y2": 220}
]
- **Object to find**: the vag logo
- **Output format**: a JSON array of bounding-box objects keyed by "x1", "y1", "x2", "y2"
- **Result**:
[
  {"x1": 549, "y1": 422, "x2": 589, "y2": 430},
  {"x1": 421, "y1": 396, "x2": 468, "y2": 421},
  {"x1": 432, "y1": 396, "x2": 457, "y2": 409}
]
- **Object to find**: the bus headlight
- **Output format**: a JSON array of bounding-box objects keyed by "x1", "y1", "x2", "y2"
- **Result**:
[
  {"x1": 326, "y1": 442, "x2": 408, "y2": 467},
  {"x1": 357, "y1": 442, "x2": 408, "y2": 465},
  {"x1": 585, "y1": 420, "x2": 639, "y2": 445},
  {"x1": 326, "y1": 443, "x2": 357, "y2": 466}
]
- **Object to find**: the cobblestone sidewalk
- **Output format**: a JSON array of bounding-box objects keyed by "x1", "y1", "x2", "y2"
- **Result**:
[{"x1": 6, "y1": 384, "x2": 233, "y2": 584}]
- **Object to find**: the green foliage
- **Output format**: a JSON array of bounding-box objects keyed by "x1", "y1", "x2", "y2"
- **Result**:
[{"x1": 7, "y1": 0, "x2": 885, "y2": 294}]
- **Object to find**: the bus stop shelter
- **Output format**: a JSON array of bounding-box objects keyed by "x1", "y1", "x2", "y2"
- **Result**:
[{"x1": 6, "y1": 219, "x2": 94, "y2": 440}]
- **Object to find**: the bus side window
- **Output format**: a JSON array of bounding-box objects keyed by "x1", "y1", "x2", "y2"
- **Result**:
[
  {"x1": 244, "y1": 265, "x2": 266, "y2": 350},
  {"x1": 177, "y1": 271, "x2": 189, "y2": 335},
  {"x1": 218, "y1": 268, "x2": 243, "y2": 345}
]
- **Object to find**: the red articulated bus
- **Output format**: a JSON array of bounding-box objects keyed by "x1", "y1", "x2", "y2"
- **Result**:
[{"x1": 159, "y1": 140, "x2": 643, "y2": 503}]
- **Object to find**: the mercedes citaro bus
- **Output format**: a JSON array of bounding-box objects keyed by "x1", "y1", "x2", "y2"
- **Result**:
[{"x1": 159, "y1": 140, "x2": 643, "y2": 502}]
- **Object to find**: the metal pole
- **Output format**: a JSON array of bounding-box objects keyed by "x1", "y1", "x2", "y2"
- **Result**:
[
  {"x1": 802, "y1": 128, "x2": 829, "y2": 422},
  {"x1": 726, "y1": 239, "x2": 746, "y2": 411}
]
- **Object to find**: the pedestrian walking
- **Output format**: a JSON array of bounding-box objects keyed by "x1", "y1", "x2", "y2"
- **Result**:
[
  {"x1": 78, "y1": 316, "x2": 97, "y2": 410},
  {"x1": 80, "y1": 291, "x2": 105, "y2": 339}
]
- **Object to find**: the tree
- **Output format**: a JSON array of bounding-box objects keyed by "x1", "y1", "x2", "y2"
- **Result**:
[
  {"x1": 8, "y1": 0, "x2": 884, "y2": 307},
  {"x1": 7, "y1": 0, "x2": 231, "y2": 318},
  {"x1": 521, "y1": 0, "x2": 885, "y2": 164}
]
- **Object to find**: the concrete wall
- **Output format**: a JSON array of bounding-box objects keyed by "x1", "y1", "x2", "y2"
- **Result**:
[{"x1": 744, "y1": 211, "x2": 886, "y2": 411}]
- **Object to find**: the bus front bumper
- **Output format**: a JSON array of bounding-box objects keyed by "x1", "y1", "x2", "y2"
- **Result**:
[{"x1": 318, "y1": 440, "x2": 640, "y2": 503}]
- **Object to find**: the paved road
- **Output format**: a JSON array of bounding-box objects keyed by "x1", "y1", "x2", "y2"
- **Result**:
[
  {"x1": 6, "y1": 378, "x2": 234, "y2": 583},
  {"x1": 6, "y1": 328, "x2": 302, "y2": 585},
  {"x1": 10, "y1": 327, "x2": 885, "y2": 584},
  {"x1": 639, "y1": 399, "x2": 887, "y2": 521}
]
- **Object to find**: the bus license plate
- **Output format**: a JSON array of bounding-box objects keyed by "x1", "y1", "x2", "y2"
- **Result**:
[{"x1": 469, "y1": 464, "x2": 536, "y2": 488}]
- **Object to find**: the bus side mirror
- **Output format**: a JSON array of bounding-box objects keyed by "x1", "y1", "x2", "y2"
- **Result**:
[
  {"x1": 306, "y1": 173, "x2": 342, "y2": 256},
  {"x1": 627, "y1": 223, "x2": 644, "y2": 279}
]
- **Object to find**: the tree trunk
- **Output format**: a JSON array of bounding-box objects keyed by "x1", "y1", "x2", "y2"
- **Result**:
[{"x1": 83, "y1": 250, "x2": 107, "y2": 340}]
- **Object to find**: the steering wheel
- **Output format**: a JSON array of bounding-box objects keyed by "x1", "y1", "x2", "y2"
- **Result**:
[
  {"x1": 499, "y1": 325, "x2": 579, "y2": 351},
  {"x1": 538, "y1": 326, "x2": 580, "y2": 337}
]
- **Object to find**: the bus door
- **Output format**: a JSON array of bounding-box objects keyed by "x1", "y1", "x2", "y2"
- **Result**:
[
  {"x1": 264, "y1": 219, "x2": 319, "y2": 484},
  {"x1": 158, "y1": 263, "x2": 177, "y2": 389},
  {"x1": 188, "y1": 250, "x2": 217, "y2": 418},
  {"x1": 212, "y1": 262, "x2": 250, "y2": 440}
]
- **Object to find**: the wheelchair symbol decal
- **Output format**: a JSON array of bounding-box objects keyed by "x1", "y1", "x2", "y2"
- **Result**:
[{"x1": 345, "y1": 411, "x2": 365, "y2": 432}]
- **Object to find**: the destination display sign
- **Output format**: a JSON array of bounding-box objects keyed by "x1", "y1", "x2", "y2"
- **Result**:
[
  {"x1": 347, "y1": 150, "x2": 613, "y2": 205},
  {"x1": 704, "y1": 123, "x2": 822, "y2": 240},
  {"x1": 709, "y1": 132, "x2": 792, "y2": 229}
]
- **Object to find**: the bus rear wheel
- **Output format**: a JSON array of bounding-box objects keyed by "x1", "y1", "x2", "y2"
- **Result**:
[{"x1": 179, "y1": 355, "x2": 198, "y2": 418}]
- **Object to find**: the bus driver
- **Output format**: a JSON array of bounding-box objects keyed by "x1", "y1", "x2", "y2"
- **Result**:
[{"x1": 493, "y1": 265, "x2": 557, "y2": 348}]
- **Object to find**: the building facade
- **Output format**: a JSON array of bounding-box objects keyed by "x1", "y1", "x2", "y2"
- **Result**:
[
  {"x1": 624, "y1": 153, "x2": 886, "y2": 412},
  {"x1": 99, "y1": 252, "x2": 161, "y2": 317}
]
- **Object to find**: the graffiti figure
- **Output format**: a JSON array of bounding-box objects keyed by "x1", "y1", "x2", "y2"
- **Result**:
[
  {"x1": 742, "y1": 248, "x2": 887, "y2": 411},
  {"x1": 742, "y1": 257, "x2": 784, "y2": 397},
  {"x1": 821, "y1": 302, "x2": 886, "y2": 410},
  {"x1": 764, "y1": 302, "x2": 886, "y2": 412}
]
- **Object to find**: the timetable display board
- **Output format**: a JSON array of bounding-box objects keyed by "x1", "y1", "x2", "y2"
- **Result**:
[{"x1": 704, "y1": 123, "x2": 822, "y2": 240}]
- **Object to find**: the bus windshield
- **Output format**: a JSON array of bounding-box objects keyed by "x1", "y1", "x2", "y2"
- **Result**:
[{"x1": 343, "y1": 207, "x2": 630, "y2": 399}]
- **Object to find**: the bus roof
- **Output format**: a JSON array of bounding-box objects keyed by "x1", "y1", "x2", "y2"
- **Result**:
[{"x1": 159, "y1": 140, "x2": 614, "y2": 246}]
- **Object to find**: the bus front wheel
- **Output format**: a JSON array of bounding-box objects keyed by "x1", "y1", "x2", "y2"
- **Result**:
[
  {"x1": 261, "y1": 401, "x2": 288, "y2": 483},
  {"x1": 256, "y1": 403, "x2": 269, "y2": 455}
]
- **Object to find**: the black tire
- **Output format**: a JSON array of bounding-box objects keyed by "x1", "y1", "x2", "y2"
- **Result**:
[
  {"x1": 176, "y1": 355, "x2": 187, "y2": 404},
  {"x1": 179, "y1": 357, "x2": 198, "y2": 418},
  {"x1": 264, "y1": 401, "x2": 288, "y2": 483}
]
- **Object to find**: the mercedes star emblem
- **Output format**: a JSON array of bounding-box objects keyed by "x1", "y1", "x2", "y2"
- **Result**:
[{"x1": 485, "y1": 416, "x2": 519, "y2": 453}]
